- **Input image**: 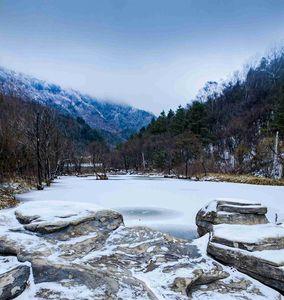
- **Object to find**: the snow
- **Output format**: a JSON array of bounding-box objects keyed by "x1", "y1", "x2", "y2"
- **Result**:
[
  {"x1": 0, "y1": 257, "x2": 30, "y2": 275},
  {"x1": 203, "y1": 200, "x2": 218, "y2": 213},
  {"x1": 213, "y1": 223, "x2": 284, "y2": 243},
  {"x1": 216, "y1": 200, "x2": 262, "y2": 208},
  {"x1": 210, "y1": 242, "x2": 284, "y2": 268},
  {"x1": 15, "y1": 200, "x2": 103, "y2": 223},
  {"x1": 0, "y1": 67, "x2": 154, "y2": 138},
  {"x1": 191, "y1": 234, "x2": 210, "y2": 255},
  {"x1": 252, "y1": 249, "x2": 284, "y2": 266},
  {"x1": 17, "y1": 281, "x2": 98, "y2": 300},
  {"x1": 17, "y1": 175, "x2": 284, "y2": 236}
]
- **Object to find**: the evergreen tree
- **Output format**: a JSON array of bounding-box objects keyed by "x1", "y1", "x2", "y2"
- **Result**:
[{"x1": 170, "y1": 106, "x2": 186, "y2": 134}]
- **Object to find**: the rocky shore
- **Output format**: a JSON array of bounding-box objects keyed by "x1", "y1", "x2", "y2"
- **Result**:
[{"x1": 0, "y1": 199, "x2": 283, "y2": 299}]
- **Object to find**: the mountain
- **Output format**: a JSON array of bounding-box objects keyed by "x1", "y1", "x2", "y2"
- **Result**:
[{"x1": 0, "y1": 67, "x2": 154, "y2": 143}]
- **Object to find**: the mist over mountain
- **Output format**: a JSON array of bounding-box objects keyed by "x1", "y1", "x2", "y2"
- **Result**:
[{"x1": 0, "y1": 67, "x2": 154, "y2": 144}]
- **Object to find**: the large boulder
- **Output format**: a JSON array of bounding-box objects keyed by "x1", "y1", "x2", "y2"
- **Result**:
[
  {"x1": 15, "y1": 201, "x2": 123, "y2": 239},
  {"x1": 196, "y1": 199, "x2": 268, "y2": 236},
  {"x1": 0, "y1": 257, "x2": 30, "y2": 299}
]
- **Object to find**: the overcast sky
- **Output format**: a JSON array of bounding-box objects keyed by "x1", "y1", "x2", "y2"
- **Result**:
[{"x1": 0, "y1": 0, "x2": 284, "y2": 114}]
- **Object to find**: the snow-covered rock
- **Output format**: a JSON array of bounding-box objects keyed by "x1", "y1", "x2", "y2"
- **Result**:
[
  {"x1": 211, "y1": 223, "x2": 284, "y2": 251},
  {"x1": 0, "y1": 257, "x2": 30, "y2": 299},
  {"x1": 197, "y1": 200, "x2": 284, "y2": 293},
  {"x1": 0, "y1": 201, "x2": 282, "y2": 299},
  {"x1": 15, "y1": 201, "x2": 123, "y2": 237},
  {"x1": 208, "y1": 232, "x2": 284, "y2": 292},
  {"x1": 196, "y1": 199, "x2": 269, "y2": 236}
]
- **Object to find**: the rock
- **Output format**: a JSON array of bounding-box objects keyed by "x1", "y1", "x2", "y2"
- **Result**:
[
  {"x1": 31, "y1": 258, "x2": 159, "y2": 300},
  {"x1": 15, "y1": 211, "x2": 40, "y2": 224},
  {"x1": 207, "y1": 223, "x2": 284, "y2": 293},
  {"x1": 171, "y1": 266, "x2": 229, "y2": 296},
  {"x1": 15, "y1": 201, "x2": 123, "y2": 238},
  {"x1": 0, "y1": 236, "x2": 20, "y2": 256},
  {"x1": 0, "y1": 264, "x2": 30, "y2": 299},
  {"x1": 218, "y1": 203, "x2": 267, "y2": 214},
  {"x1": 196, "y1": 199, "x2": 268, "y2": 236},
  {"x1": 0, "y1": 201, "x2": 282, "y2": 299},
  {"x1": 197, "y1": 200, "x2": 284, "y2": 293},
  {"x1": 172, "y1": 276, "x2": 196, "y2": 295},
  {"x1": 211, "y1": 223, "x2": 284, "y2": 251},
  {"x1": 208, "y1": 242, "x2": 284, "y2": 293}
]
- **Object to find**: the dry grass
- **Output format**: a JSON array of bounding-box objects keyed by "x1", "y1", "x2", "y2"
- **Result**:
[
  {"x1": 0, "y1": 196, "x2": 18, "y2": 209},
  {"x1": 0, "y1": 178, "x2": 34, "y2": 209},
  {"x1": 200, "y1": 173, "x2": 284, "y2": 186}
]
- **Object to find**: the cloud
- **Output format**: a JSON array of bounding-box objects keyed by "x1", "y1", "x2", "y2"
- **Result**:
[{"x1": 0, "y1": 0, "x2": 283, "y2": 114}]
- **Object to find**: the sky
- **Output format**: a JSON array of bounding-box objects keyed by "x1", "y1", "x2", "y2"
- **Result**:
[{"x1": 0, "y1": 0, "x2": 284, "y2": 114}]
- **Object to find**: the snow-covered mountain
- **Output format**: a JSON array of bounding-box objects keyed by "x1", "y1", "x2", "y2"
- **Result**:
[{"x1": 0, "y1": 67, "x2": 154, "y2": 143}]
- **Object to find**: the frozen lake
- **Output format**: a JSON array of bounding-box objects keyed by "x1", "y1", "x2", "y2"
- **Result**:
[{"x1": 17, "y1": 175, "x2": 284, "y2": 239}]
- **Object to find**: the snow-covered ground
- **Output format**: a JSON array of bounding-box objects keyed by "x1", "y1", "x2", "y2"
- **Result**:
[{"x1": 17, "y1": 175, "x2": 284, "y2": 239}]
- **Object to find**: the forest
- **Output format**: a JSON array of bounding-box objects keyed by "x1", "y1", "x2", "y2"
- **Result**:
[
  {"x1": 0, "y1": 92, "x2": 106, "y2": 188},
  {"x1": 114, "y1": 48, "x2": 284, "y2": 178},
  {"x1": 1, "y1": 48, "x2": 284, "y2": 188}
]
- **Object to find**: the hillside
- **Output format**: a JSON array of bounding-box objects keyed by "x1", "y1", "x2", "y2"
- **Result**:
[
  {"x1": 0, "y1": 67, "x2": 154, "y2": 143},
  {"x1": 0, "y1": 92, "x2": 105, "y2": 185},
  {"x1": 114, "y1": 49, "x2": 284, "y2": 178}
]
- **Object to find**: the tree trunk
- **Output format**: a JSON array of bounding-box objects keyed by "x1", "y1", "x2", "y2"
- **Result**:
[
  {"x1": 36, "y1": 113, "x2": 43, "y2": 190},
  {"x1": 185, "y1": 161, "x2": 188, "y2": 178},
  {"x1": 141, "y1": 152, "x2": 146, "y2": 170},
  {"x1": 271, "y1": 131, "x2": 283, "y2": 179},
  {"x1": 123, "y1": 155, "x2": 128, "y2": 172},
  {"x1": 202, "y1": 161, "x2": 207, "y2": 176}
]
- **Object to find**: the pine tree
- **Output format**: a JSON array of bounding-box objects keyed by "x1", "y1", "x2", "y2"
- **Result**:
[{"x1": 170, "y1": 106, "x2": 186, "y2": 134}]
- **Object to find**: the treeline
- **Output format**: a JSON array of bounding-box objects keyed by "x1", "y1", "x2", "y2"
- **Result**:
[
  {"x1": 114, "y1": 48, "x2": 284, "y2": 178},
  {"x1": 0, "y1": 92, "x2": 106, "y2": 187}
]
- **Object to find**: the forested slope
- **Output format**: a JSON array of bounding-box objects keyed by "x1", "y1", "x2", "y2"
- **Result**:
[
  {"x1": 115, "y1": 49, "x2": 284, "y2": 178},
  {"x1": 0, "y1": 92, "x2": 105, "y2": 187}
]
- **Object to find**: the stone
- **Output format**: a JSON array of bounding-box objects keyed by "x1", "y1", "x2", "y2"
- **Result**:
[
  {"x1": 171, "y1": 267, "x2": 229, "y2": 296},
  {"x1": 211, "y1": 223, "x2": 284, "y2": 251},
  {"x1": 207, "y1": 223, "x2": 284, "y2": 292},
  {"x1": 196, "y1": 199, "x2": 269, "y2": 236},
  {"x1": 0, "y1": 201, "x2": 282, "y2": 299},
  {"x1": 207, "y1": 241, "x2": 284, "y2": 293},
  {"x1": 15, "y1": 201, "x2": 123, "y2": 238},
  {"x1": 218, "y1": 204, "x2": 267, "y2": 214},
  {"x1": 31, "y1": 258, "x2": 158, "y2": 300},
  {"x1": 0, "y1": 265, "x2": 30, "y2": 300},
  {"x1": 196, "y1": 199, "x2": 284, "y2": 293}
]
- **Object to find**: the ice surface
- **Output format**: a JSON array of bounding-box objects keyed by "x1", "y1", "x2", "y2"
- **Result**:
[{"x1": 17, "y1": 175, "x2": 284, "y2": 232}]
